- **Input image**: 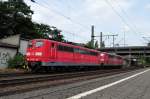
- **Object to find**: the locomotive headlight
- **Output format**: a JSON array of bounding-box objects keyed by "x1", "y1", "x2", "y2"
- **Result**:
[
  {"x1": 35, "y1": 52, "x2": 42, "y2": 56},
  {"x1": 100, "y1": 53, "x2": 104, "y2": 56},
  {"x1": 26, "y1": 52, "x2": 30, "y2": 56},
  {"x1": 101, "y1": 59, "x2": 104, "y2": 61}
]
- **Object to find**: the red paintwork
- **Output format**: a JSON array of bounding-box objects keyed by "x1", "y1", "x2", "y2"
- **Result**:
[
  {"x1": 99, "y1": 52, "x2": 124, "y2": 65},
  {"x1": 26, "y1": 39, "x2": 124, "y2": 67}
]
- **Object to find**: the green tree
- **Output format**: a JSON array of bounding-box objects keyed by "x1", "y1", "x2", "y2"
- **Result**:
[
  {"x1": 0, "y1": 0, "x2": 64, "y2": 42},
  {"x1": 51, "y1": 27, "x2": 64, "y2": 42},
  {"x1": 0, "y1": 0, "x2": 34, "y2": 39},
  {"x1": 95, "y1": 40, "x2": 99, "y2": 49},
  {"x1": 33, "y1": 23, "x2": 52, "y2": 39},
  {"x1": 33, "y1": 24, "x2": 64, "y2": 41},
  {"x1": 85, "y1": 41, "x2": 94, "y2": 49},
  {"x1": 101, "y1": 41, "x2": 105, "y2": 48},
  {"x1": 85, "y1": 40, "x2": 104, "y2": 49}
]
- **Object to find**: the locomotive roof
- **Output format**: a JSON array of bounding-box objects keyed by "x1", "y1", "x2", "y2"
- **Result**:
[
  {"x1": 101, "y1": 52, "x2": 123, "y2": 58},
  {"x1": 31, "y1": 39, "x2": 100, "y2": 53}
]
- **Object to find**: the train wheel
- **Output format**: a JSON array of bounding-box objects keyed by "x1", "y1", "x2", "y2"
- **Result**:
[
  {"x1": 44, "y1": 67, "x2": 49, "y2": 73},
  {"x1": 30, "y1": 62, "x2": 41, "y2": 73},
  {"x1": 31, "y1": 65, "x2": 40, "y2": 73},
  {"x1": 101, "y1": 63, "x2": 104, "y2": 69}
]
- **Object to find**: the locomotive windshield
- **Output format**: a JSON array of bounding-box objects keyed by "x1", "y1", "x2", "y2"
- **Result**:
[{"x1": 35, "y1": 41, "x2": 43, "y2": 47}]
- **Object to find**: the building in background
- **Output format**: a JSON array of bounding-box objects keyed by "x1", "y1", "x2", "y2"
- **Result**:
[{"x1": 0, "y1": 35, "x2": 20, "y2": 69}]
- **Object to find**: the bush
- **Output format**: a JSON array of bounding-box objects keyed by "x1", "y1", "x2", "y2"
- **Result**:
[{"x1": 8, "y1": 53, "x2": 26, "y2": 69}]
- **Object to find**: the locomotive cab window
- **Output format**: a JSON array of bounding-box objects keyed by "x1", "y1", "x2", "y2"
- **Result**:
[
  {"x1": 35, "y1": 41, "x2": 43, "y2": 47},
  {"x1": 58, "y1": 45, "x2": 73, "y2": 52},
  {"x1": 74, "y1": 48, "x2": 79, "y2": 53},
  {"x1": 90, "y1": 51, "x2": 98, "y2": 56}
]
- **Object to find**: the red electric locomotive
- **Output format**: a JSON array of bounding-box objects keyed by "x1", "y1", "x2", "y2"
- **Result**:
[
  {"x1": 99, "y1": 52, "x2": 124, "y2": 68},
  {"x1": 26, "y1": 39, "x2": 125, "y2": 72},
  {"x1": 26, "y1": 39, "x2": 100, "y2": 72}
]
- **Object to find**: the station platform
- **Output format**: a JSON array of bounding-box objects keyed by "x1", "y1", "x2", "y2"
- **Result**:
[{"x1": 1, "y1": 68, "x2": 150, "y2": 99}]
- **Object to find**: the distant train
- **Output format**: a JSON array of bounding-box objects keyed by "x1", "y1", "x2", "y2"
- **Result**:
[{"x1": 26, "y1": 39, "x2": 125, "y2": 72}]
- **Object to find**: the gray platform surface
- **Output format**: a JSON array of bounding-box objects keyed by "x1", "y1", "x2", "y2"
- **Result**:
[{"x1": 1, "y1": 68, "x2": 150, "y2": 99}]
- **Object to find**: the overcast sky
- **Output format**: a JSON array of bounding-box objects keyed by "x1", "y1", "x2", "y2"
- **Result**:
[{"x1": 25, "y1": 0, "x2": 150, "y2": 47}]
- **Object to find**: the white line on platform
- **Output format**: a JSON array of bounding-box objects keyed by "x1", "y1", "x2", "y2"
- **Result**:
[{"x1": 66, "y1": 69, "x2": 150, "y2": 99}]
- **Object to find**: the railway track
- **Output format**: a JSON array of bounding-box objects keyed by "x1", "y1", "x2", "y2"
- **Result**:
[
  {"x1": 0, "y1": 67, "x2": 140, "y2": 97},
  {"x1": 0, "y1": 72, "x2": 33, "y2": 78}
]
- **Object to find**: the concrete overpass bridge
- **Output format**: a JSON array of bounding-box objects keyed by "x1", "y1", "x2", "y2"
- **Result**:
[{"x1": 99, "y1": 46, "x2": 150, "y2": 57}]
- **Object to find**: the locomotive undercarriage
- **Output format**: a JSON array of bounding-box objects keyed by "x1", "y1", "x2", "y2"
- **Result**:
[{"x1": 28, "y1": 61, "x2": 123, "y2": 73}]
